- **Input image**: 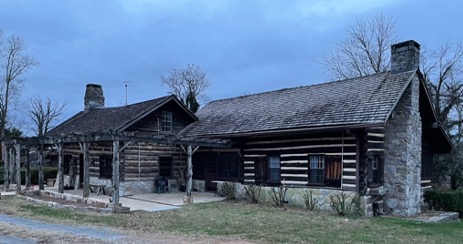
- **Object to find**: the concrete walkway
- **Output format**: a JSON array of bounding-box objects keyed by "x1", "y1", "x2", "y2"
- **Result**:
[{"x1": 19, "y1": 186, "x2": 224, "y2": 212}]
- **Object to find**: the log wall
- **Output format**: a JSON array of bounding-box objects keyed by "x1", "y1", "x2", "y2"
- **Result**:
[
  {"x1": 241, "y1": 131, "x2": 358, "y2": 191},
  {"x1": 62, "y1": 142, "x2": 186, "y2": 183}
]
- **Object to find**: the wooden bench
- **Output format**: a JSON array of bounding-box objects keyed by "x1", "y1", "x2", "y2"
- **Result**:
[{"x1": 89, "y1": 183, "x2": 107, "y2": 196}]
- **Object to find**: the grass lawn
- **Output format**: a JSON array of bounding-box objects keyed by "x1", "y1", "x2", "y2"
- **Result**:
[{"x1": 1, "y1": 196, "x2": 462, "y2": 243}]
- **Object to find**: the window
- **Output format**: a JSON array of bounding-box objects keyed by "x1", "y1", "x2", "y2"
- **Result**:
[
  {"x1": 309, "y1": 155, "x2": 341, "y2": 187},
  {"x1": 218, "y1": 153, "x2": 240, "y2": 179},
  {"x1": 368, "y1": 154, "x2": 383, "y2": 185},
  {"x1": 309, "y1": 155, "x2": 324, "y2": 184},
  {"x1": 161, "y1": 111, "x2": 173, "y2": 132},
  {"x1": 99, "y1": 155, "x2": 112, "y2": 179},
  {"x1": 159, "y1": 157, "x2": 173, "y2": 177},
  {"x1": 268, "y1": 156, "x2": 280, "y2": 183}
]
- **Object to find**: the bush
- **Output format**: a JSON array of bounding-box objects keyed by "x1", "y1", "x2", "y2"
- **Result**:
[
  {"x1": 218, "y1": 181, "x2": 237, "y2": 200},
  {"x1": 329, "y1": 192, "x2": 359, "y2": 216},
  {"x1": 303, "y1": 190, "x2": 322, "y2": 211},
  {"x1": 424, "y1": 190, "x2": 463, "y2": 217},
  {"x1": 269, "y1": 185, "x2": 288, "y2": 207},
  {"x1": 244, "y1": 184, "x2": 261, "y2": 203}
]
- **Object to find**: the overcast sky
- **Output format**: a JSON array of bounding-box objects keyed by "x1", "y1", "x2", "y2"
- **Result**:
[{"x1": 0, "y1": 0, "x2": 462, "y2": 135}]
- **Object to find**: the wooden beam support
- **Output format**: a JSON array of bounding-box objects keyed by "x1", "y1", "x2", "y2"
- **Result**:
[
  {"x1": 3, "y1": 143, "x2": 9, "y2": 190},
  {"x1": 25, "y1": 146, "x2": 31, "y2": 188},
  {"x1": 56, "y1": 142, "x2": 64, "y2": 193},
  {"x1": 185, "y1": 145, "x2": 199, "y2": 197},
  {"x1": 8, "y1": 146, "x2": 14, "y2": 187},
  {"x1": 112, "y1": 140, "x2": 120, "y2": 204},
  {"x1": 15, "y1": 143, "x2": 21, "y2": 193},
  {"x1": 79, "y1": 142, "x2": 90, "y2": 198}
]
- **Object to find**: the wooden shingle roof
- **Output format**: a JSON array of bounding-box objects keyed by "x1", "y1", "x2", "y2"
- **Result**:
[
  {"x1": 181, "y1": 71, "x2": 416, "y2": 137},
  {"x1": 47, "y1": 95, "x2": 189, "y2": 136}
]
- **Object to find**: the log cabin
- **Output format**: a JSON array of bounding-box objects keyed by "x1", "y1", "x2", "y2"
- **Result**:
[
  {"x1": 179, "y1": 40, "x2": 452, "y2": 216},
  {"x1": 45, "y1": 40, "x2": 451, "y2": 216}
]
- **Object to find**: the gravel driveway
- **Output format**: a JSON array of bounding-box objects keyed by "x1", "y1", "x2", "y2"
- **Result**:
[{"x1": 0, "y1": 213, "x2": 125, "y2": 243}]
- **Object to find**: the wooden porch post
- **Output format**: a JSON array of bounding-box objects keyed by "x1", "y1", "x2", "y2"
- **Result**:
[
  {"x1": 25, "y1": 146, "x2": 31, "y2": 189},
  {"x1": 15, "y1": 143, "x2": 20, "y2": 193},
  {"x1": 112, "y1": 140, "x2": 120, "y2": 204},
  {"x1": 80, "y1": 142, "x2": 90, "y2": 198},
  {"x1": 56, "y1": 142, "x2": 64, "y2": 193},
  {"x1": 2, "y1": 141, "x2": 10, "y2": 191},
  {"x1": 2, "y1": 142, "x2": 9, "y2": 190},
  {"x1": 186, "y1": 145, "x2": 192, "y2": 197},
  {"x1": 185, "y1": 145, "x2": 199, "y2": 199},
  {"x1": 8, "y1": 146, "x2": 14, "y2": 185}
]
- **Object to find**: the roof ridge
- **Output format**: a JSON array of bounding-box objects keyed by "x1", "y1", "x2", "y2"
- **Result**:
[
  {"x1": 89, "y1": 95, "x2": 173, "y2": 110},
  {"x1": 207, "y1": 71, "x2": 390, "y2": 104}
]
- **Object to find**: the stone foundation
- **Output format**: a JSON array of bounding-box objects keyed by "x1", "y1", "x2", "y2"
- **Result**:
[{"x1": 216, "y1": 182, "x2": 368, "y2": 215}]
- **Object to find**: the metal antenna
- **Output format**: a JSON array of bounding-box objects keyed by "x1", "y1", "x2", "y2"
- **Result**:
[{"x1": 123, "y1": 80, "x2": 131, "y2": 105}]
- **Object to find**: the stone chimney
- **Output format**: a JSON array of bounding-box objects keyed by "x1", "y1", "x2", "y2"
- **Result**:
[
  {"x1": 391, "y1": 40, "x2": 420, "y2": 74},
  {"x1": 84, "y1": 84, "x2": 105, "y2": 111}
]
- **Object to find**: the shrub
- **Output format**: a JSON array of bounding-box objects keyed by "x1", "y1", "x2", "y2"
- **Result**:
[
  {"x1": 269, "y1": 185, "x2": 288, "y2": 207},
  {"x1": 424, "y1": 190, "x2": 463, "y2": 217},
  {"x1": 303, "y1": 190, "x2": 321, "y2": 211},
  {"x1": 329, "y1": 192, "x2": 359, "y2": 216},
  {"x1": 218, "y1": 181, "x2": 236, "y2": 200},
  {"x1": 244, "y1": 184, "x2": 261, "y2": 203}
]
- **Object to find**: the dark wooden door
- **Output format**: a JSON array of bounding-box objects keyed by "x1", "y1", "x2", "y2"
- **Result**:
[{"x1": 205, "y1": 157, "x2": 218, "y2": 191}]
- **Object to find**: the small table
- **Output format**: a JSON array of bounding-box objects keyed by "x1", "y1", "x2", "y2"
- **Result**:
[{"x1": 89, "y1": 183, "x2": 106, "y2": 196}]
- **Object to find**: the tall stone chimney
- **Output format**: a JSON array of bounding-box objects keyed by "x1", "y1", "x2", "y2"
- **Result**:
[
  {"x1": 390, "y1": 40, "x2": 420, "y2": 74},
  {"x1": 84, "y1": 84, "x2": 104, "y2": 111}
]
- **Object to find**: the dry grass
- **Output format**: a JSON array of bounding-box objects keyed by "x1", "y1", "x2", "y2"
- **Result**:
[{"x1": 1, "y1": 196, "x2": 462, "y2": 243}]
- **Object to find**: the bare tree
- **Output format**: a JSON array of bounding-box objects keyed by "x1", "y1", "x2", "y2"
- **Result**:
[
  {"x1": 0, "y1": 29, "x2": 37, "y2": 189},
  {"x1": 421, "y1": 41, "x2": 463, "y2": 189},
  {"x1": 321, "y1": 14, "x2": 463, "y2": 188},
  {"x1": 28, "y1": 96, "x2": 66, "y2": 190},
  {"x1": 160, "y1": 63, "x2": 209, "y2": 113},
  {"x1": 319, "y1": 14, "x2": 396, "y2": 80}
]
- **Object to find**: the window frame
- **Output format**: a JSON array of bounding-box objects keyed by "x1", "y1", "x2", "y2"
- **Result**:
[
  {"x1": 161, "y1": 110, "x2": 173, "y2": 133},
  {"x1": 309, "y1": 155, "x2": 325, "y2": 185},
  {"x1": 218, "y1": 153, "x2": 240, "y2": 180},
  {"x1": 368, "y1": 154, "x2": 383, "y2": 185},
  {"x1": 267, "y1": 155, "x2": 281, "y2": 184}
]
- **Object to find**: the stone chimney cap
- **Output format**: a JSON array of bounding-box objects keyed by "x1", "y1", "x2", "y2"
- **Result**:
[
  {"x1": 86, "y1": 84, "x2": 102, "y2": 88},
  {"x1": 391, "y1": 40, "x2": 420, "y2": 50}
]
